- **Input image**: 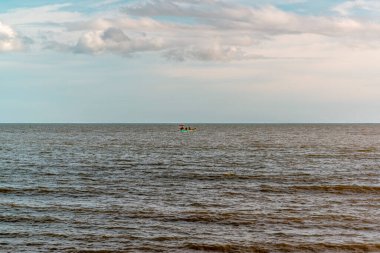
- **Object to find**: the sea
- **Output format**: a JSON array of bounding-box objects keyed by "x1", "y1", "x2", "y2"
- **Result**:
[{"x1": 0, "y1": 124, "x2": 379, "y2": 253}]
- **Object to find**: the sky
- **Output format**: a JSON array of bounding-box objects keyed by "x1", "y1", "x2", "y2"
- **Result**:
[{"x1": 1, "y1": 0, "x2": 380, "y2": 123}]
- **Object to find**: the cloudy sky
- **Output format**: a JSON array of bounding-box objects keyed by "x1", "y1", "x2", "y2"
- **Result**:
[{"x1": 1, "y1": 0, "x2": 380, "y2": 123}]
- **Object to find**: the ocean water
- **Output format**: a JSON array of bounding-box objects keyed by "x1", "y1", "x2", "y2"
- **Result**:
[{"x1": 0, "y1": 124, "x2": 380, "y2": 253}]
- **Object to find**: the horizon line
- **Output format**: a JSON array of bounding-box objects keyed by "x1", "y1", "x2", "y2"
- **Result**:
[{"x1": 1, "y1": 122, "x2": 380, "y2": 125}]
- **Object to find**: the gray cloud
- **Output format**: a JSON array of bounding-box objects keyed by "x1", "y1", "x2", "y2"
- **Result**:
[
  {"x1": 164, "y1": 44, "x2": 248, "y2": 61},
  {"x1": 124, "y1": 0, "x2": 380, "y2": 36},
  {"x1": 73, "y1": 27, "x2": 165, "y2": 55}
]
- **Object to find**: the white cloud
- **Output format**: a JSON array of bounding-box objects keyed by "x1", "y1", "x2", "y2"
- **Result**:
[
  {"x1": 0, "y1": 4, "x2": 83, "y2": 27},
  {"x1": 2, "y1": 0, "x2": 380, "y2": 60},
  {"x1": 0, "y1": 21, "x2": 28, "y2": 52},
  {"x1": 332, "y1": 0, "x2": 380, "y2": 16},
  {"x1": 0, "y1": 4, "x2": 85, "y2": 51}
]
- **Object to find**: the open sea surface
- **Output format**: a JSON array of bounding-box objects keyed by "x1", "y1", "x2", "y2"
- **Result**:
[{"x1": 0, "y1": 124, "x2": 380, "y2": 253}]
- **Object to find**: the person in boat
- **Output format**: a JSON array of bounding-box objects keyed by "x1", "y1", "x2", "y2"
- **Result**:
[{"x1": 179, "y1": 125, "x2": 196, "y2": 131}]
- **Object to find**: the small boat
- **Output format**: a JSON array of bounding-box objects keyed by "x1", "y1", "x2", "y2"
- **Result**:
[{"x1": 179, "y1": 124, "x2": 196, "y2": 132}]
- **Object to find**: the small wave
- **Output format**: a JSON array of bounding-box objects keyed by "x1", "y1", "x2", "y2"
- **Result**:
[
  {"x1": 305, "y1": 154, "x2": 337, "y2": 158},
  {"x1": 158, "y1": 173, "x2": 274, "y2": 182},
  {"x1": 151, "y1": 236, "x2": 182, "y2": 242},
  {"x1": 183, "y1": 242, "x2": 380, "y2": 252},
  {"x1": 356, "y1": 147, "x2": 377, "y2": 152},
  {"x1": 184, "y1": 243, "x2": 269, "y2": 253},
  {"x1": 188, "y1": 202, "x2": 227, "y2": 208},
  {"x1": 293, "y1": 185, "x2": 380, "y2": 194},
  {"x1": 40, "y1": 232, "x2": 70, "y2": 239},
  {"x1": 339, "y1": 147, "x2": 377, "y2": 153},
  {"x1": 0, "y1": 186, "x2": 112, "y2": 197},
  {"x1": 0, "y1": 232, "x2": 30, "y2": 238},
  {"x1": 260, "y1": 184, "x2": 380, "y2": 194},
  {"x1": 163, "y1": 211, "x2": 255, "y2": 225},
  {"x1": 0, "y1": 188, "x2": 15, "y2": 193},
  {"x1": 0, "y1": 215, "x2": 62, "y2": 224},
  {"x1": 68, "y1": 250, "x2": 124, "y2": 253},
  {"x1": 189, "y1": 202, "x2": 208, "y2": 208},
  {"x1": 68, "y1": 246, "x2": 166, "y2": 253},
  {"x1": 26, "y1": 242, "x2": 45, "y2": 246},
  {"x1": 278, "y1": 243, "x2": 380, "y2": 253},
  {"x1": 0, "y1": 187, "x2": 58, "y2": 194}
]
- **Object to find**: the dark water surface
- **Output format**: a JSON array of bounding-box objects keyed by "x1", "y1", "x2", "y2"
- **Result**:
[{"x1": 1, "y1": 124, "x2": 380, "y2": 252}]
